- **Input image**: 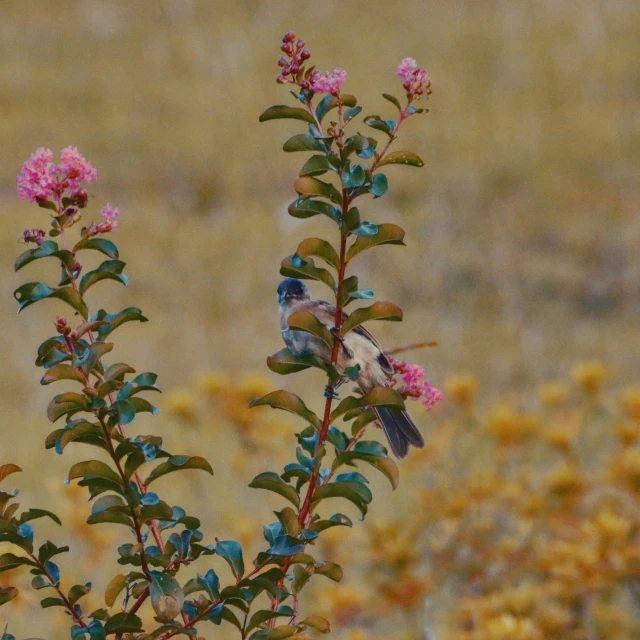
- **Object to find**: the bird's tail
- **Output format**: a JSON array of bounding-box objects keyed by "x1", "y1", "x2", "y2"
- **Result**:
[{"x1": 373, "y1": 407, "x2": 424, "y2": 459}]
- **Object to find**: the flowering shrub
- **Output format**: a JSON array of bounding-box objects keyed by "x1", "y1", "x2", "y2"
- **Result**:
[{"x1": 1, "y1": 32, "x2": 437, "y2": 640}]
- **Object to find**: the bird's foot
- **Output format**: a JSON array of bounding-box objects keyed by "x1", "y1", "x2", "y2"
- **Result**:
[{"x1": 324, "y1": 385, "x2": 341, "y2": 400}]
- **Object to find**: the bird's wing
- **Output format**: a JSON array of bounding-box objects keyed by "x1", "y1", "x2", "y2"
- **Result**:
[{"x1": 297, "y1": 300, "x2": 394, "y2": 376}]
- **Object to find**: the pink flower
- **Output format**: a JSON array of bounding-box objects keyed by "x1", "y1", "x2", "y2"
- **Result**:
[
  {"x1": 57, "y1": 146, "x2": 97, "y2": 195},
  {"x1": 396, "y1": 57, "x2": 432, "y2": 99},
  {"x1": 100, "y1": 203, "x2": 119, "y2": 230},
  {"x1": 396, "y1": 57, "x2": 418, "y2": 82},
  {"x1": 389, "y1": 357, "x2": 443, "y2": 411},
  {"x1": 17, "y1": 147, "x2": 97, "y2": 205},
  {"x1": 17, "y1": 148, "x2": 57, "y2": 203},
  {"x1": 310, "y1": 68, "x2": 347, "y2": 95},
  {"x1": 22, "y1": 228, "x2": 46, "y2": 246}
]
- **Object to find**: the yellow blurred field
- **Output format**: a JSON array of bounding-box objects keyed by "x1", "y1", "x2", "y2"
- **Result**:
[{"x1": 1, "y1": 1, "x2": 639, "y2": 638}]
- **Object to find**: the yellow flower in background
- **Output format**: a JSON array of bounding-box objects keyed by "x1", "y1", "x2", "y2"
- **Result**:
[
  {"x1": 620, "y1": 386, "x2": 640, "y2": 421},
  {"x1": 616, "y1": 420, "x2": 640, "y2": 446},
  {"x1": 571, "y1": 362, "x2": 610, "y2": 397},
  {"x1": 445, "y1": 374, "x2": 479, "y2": 410},
  {"x1": 485, "y1": 404, "x2": 538, "y2": 446},
  {"x1": 196, "y1": 371, "x2": 231, "y2": 397},
  {"x1": 591, "y1": 509, "x2": 631, "y2": 543},
  {"x1": 538, "y1": 380, "x2": 571, "y2": 407},
  {"x1": 164, "y1": 389, "x2": 198, "y2": 422},
  {"x1": 609, "y1": 448, "x2": 640, "y2": 491},
  {"x1": 236, "y1": 373, "x2": 273, "y2": 402},
  {"x1": 545, "y1": 463, "x2": 586, "y2": 499},
  {"x1": 481, "y1": 614, "x2": 543, "y2": 640}
]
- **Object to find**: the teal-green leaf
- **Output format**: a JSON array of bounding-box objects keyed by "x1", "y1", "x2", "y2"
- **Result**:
[
  {"x1": 266, "y1": 348, "x2": 340, "y2": 383},
  {"x1": 259, "y1": 105, "x2": 315, "y2": 123},
  {"x1": 283, "y1": 134, "x2": 326, "y2": 153},
  {"x1": 280, "y1": 256, "x2": 336, "y2": 292},
  {"x1": 68, "y1": 460, "x2": 124, "y2": 488},
  {"x1": 286, "y1": 310, "x2": 334, "y2": 351},
  {"x1": 309, "y1": 481, "x2": 372, "y2": 518},
  {"x1": 0, "y1": 586, "x2": 18, "y2": 606},
  {"x1": 299, "y1": 155, "x2": 332, "y2": 178},
  {"x1": 314, "y1": 561, "x2": 343, "y2": 582},
  {"x1": 309, "y1": 513, "x2": 353, "y2": 532},
  {"x1": 14, "y1": 283, "x2": 88, "y2": 319},
  {"x1": 145, "y1": 455, "x2": 213, "y2": 486},
  {"x1": 74, "y1": 237, "x2": 119, "y2": 259},
  {"x1": 346, "y1": 223, "x2": 405, "y2": 261},
  {"x1": 40, "y1": 364, "x2": 85, "y2": 386},
  {"x1": 249, "y1": 473, "x2": 300, "y2": 509},
  {"x1": 316, "y1": 93, "x2": 357, "y2": 122},
  {"x1": 246, "y1": 607, "x2": 293, "y2": 634},
  {"x1": 94, "y1": 307, "x2": 148, "y2": 341},
  {"x1": 341, "y1": 301, "x2": 403, "y2": 334},
  {"x1": 331, "y1": 387, "x2": 406, "y2": 420},
  {"x1": 370, "y1": 173, "x2": 388, "y2": 198},
  {"x1": 249, "y1": 390, "x2": 322, "y2": 430},
  {"x1": 103, "y1": 612, "x2": 143, "y2": 635},
  {"x1": 293, "y1": 177, "x2": 342, "y2": 205},
  {"x1": 47, "y1": 392, "x2": 90, "y2": 422},
  {"x1": 0, "y1": 552, "x2": 38, "y2": 573},
  {"x1": 149, "y1": 571, "x2": 184, "y2": 622},
  {"x1": 332, "y1": 451, "x2": 399, "y2": 489},
  {"x1": 377, "y1": 150, "x2": 424, "y2": 168},
  {"x1": 287, "y1": 199, "x2": 340, "y2": 222},
  {"x1": 14, "y1": 240, "x2": 75, "y2": 272},
  {"x1": 79, "y1": 260, "x2": 128, "y2": 295},
  {"x1": 382, "y1": 93, "x2": 402, "y2": 112},
  {"x1": 18, "y1": 509, "x2": 62, "y2": 526},
  {"x1": 295, "y1": 238, "x2": 339, "y2": 269},
  {"x1": 216, "y1": 540, "x2": 244, "y2": 580}
]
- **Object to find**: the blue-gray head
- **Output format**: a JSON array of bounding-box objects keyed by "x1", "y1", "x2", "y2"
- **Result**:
[{"x1": 277, "y1": 278, "x2": 310, "y2": 305}]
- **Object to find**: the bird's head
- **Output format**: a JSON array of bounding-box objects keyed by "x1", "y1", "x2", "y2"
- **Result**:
[{"x1": 277, "y1": 278, "x2": 310, "y2": 306}]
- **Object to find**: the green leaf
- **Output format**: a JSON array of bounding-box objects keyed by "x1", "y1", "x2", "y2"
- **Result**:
[
  {"x1": 40, "y1": 596, "x2": 65, "y2": 608},
  {"x1": 310, "y1": 481, "x2": 372, "y2": 519},
  {"x1": 286, "y1": 310, "x2": 334, "y2": 351},
  {"x1": 0, "y1": 552, "x2": 37, "y2": 573},
  {"x1": 364, "y1": 115, "x2": 394, "y2": 137},
  {"x1": 310, "y1": 513, "x2": 353, "y2": 533},
  {"x1": 249, "y1": 390, "x2": 322, "y2": 430},
  {"x1": 382, "y1": 93, "x2": 402, "y2": 111},
  {"x1": 68, "y1": 582, "x2": 92, "y2": 605},
  {"x1": 74, "y1": 237, "x2": 119, "y2": 259},
  {"x1": 94, "y1": 308, "x2": 148, "y2": 341},
  {"x1": 40, "y1": 364, "x2": 85, "y2": 386},
  {"x1": 301, "y1": 614, "x2": 331, "y2": 633},
  {"x1": 299, "y1": 155, "x2": 332, "y2": 177},
  {"x1": 14, "y1": 283, "x2": 88, "y2": 319},
  {"x1": 259, "y1": 105, "x2": 315, "y2": 124},
  {"x1": 314, "y1": 561, "x2": 343, "y2": 582},
  {"x1": 287, "y1": 199, "x2": 340, "y2": 222},
  {"x1": 18, "y1": 509, "x2": 62, "y2": 526},
  {"x1": 74, "y1": 342, "x2": 113, "y2": 377},
  {"x1": 332, "y1": 451, "x2": 399, "y2": 490},
  {"x1": 316, "y1": 94, "x2": 357, "y2": 122},
  {"x1": 14, "y1": 241, "x2": 75, "y2": 272},
  {"x1": 145, "y1": 455, "x2": 213, "y2": 486},
  {"x1": 331, "y1": 387, "x2": 406, "y2": 420},
  {"x1": 293, "y1": 177, "x2": 342, "y2": 205},
  {"x1": 104, "y1": 363, "x2": 136, "y2": 382},
  {"x1": 283, "y1": 134, "x2": 326, "y2": 153},
  {"x1": 104, "y1": 573, "x2": 127, "y2": 607},
  {"x1": 68, "y1": 461, "x2": 124, "y2": 491},
  {"x1": 341, "y1": 301, "x2": 403, "y2": 334},
  {"x1": 246, "y1": 608, "x2": 293, "y2": 634},
  {"x1": 149, "y1": 571, "x2": 184, "y2": 622},
  {"x1": 346, "y1": 223, "x2": 405, "y2": 261},
  {"x1": 377, "y1": 150, "x2": 424, "y2": 168},
  {"x1": 249, "y1": 473, "x2": 300, "y2": 508},
  {"x1": 47, "y1": 420, "x2": 103, "y2": 454},
  {"x1": 103, "y1": 612, "x2": 143, "y2": 635},
  {"x1": 47, "y1": 392, "x2": 90, "y2": 422},
  {"x1": 280, "y1": 256, "x2": 336, "y2": 291},
  {"x1": 216, "y1": 540, "x2": 244, "y2": 579},
  {"x1": 79, "y1": 260, "x2": 128, "y2": 295},
  {"x1": 0, "y1": 586, "x2": 18, "y2": 606},
  {"x1": 295, "y1": 238, "x2": 339, "y2": 269}
]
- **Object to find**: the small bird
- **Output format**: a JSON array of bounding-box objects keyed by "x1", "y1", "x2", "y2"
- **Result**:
[{"x1": 277, "y1": 277, "x2": 424, "y2": 458}]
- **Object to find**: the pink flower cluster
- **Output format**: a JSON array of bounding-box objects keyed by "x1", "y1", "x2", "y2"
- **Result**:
[
  {"x1": 310, "y1": 68, "x2": 347, "y2": 96},
  {"x1": 17, "y1": 146, "x2": 97, "y2": 204},
  {"x1": 86, "y1": 203, "x2": 119, "y2": 236},
  {"x1": 276, "y1": 31, "x2": 311, "y2": 85},
  {"x1": 23, "y1": 228, "x2": 46, "y2": 246},
  {"x1": 390, "y1": 357, "x2": 443, "y2": 411},
  {"x1": 396, "y1": 57, "x2": 432, "y2": 99}
]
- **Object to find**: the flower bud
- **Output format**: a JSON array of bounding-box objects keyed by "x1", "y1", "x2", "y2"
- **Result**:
[
  {"x1": 72, "y1": 188, "x2": 89, "y2": 208},
  {"x1": 276, "y1": 75, "x2": 287, "y2": 84},
  {"x1": 296, "y1": 39, "x2": 305, "y2": 49},
  {"x1": 277, "y1": 57, "x2": 288, "y2": 67},
  {"x1": 290, "y1": 64, "x2": 300, "y2": 74},
  {"x1": 283, "y1": 31, "x2": 296, "y2": 42},
  {"x1": 300, "y1": 49, "x2": 311, "y2": 60}
]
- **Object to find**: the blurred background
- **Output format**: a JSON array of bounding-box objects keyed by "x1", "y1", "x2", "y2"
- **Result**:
[{"x1": 1, "y1": 0, "x2": 639, "y2": 638}]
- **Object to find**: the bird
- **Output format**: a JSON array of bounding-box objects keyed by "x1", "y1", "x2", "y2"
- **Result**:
[{"x1": 277, "y1": 277, "x2": 424, "y2": 458}]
